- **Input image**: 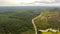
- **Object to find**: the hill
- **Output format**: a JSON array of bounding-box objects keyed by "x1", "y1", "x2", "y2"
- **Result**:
[
  {"x1": 34, "y1": 12, "x2": 60, "y2": 30},
  {"x1": 0, "y1": 9, "x2": 41, "y2": 34},
  {"x1": 0, "y1": 7, "x2": 60, "y2": 34}
]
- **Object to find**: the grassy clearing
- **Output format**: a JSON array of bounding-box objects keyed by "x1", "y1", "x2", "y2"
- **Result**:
[
  {"x1": 42, "y1": 32, "x2": 54, "y2": 34},
  {"x1": 56, "y1": 32, "x2": 60, "y2": 34},
  {"x1": 42, "y1": 32, "x2": 60, "y2": 34}
]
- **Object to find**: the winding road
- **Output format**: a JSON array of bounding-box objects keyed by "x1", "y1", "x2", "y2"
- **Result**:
[{"x1": 32, "y1": 13, "x2": 43, "y2": 34}]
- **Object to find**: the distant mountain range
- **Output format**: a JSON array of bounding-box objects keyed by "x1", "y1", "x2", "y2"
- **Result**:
[{"x1": 0, "y1": 6, "x2": 60, "y2": 10}]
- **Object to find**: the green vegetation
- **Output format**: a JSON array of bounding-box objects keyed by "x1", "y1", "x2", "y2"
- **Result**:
[
  {"x1": 42, "y1": 32, "x2": 60, "y2": 34},
  {"x1": 42, "y1": 32, "x2": 54, "y2": 34},
  {"x1": 34, "y1": 11, "x2": 60, "y2": 34},
  {"x1": 34, "y1": 12, "x2": 60, "y2": 30},
  {"x1": 0, "y1": 7, "x2": 60, "y2": 34},
  {"x1": 0, "y1": 9, "x2": 41, "y2": 34}
]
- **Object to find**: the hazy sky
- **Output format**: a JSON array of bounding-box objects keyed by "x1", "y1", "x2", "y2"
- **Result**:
[{"x1": 0, "y1": 0, "x2": 60, "y2": 6}]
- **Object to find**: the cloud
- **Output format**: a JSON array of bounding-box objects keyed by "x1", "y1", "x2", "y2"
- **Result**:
[
  {"x1": 33, "y1": 0, "x2": 59, "y2": 4},
  {"x1": 55, "y1": 0, "x2": 60, "y2": 3},
  {"x1": 35, "y1": 0, "x2": 54, "y2": 2},
  {"x1": 0, "y1": 0, "x2": 60, "y2": 6}
]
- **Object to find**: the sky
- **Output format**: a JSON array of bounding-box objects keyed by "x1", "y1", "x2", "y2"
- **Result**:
[{"x1": 0, "y1": 0, "x2": 60, "y2": 6}]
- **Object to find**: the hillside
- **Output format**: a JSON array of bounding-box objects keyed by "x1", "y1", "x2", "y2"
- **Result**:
[
  {"x1": 34, "y1": 12, "x2": 60, "y2": 30},
  {"x1": 0, "y1": 9, "x2": 41, "y2": 34},
  {"x1": 0, "y1": 7, "x2": 60, "y2": 34}
]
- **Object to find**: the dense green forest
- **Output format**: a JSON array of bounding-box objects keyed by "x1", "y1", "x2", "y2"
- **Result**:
[
  {"x1": 0, "y1": 9, "x2": 41, "y2": 34},
  {"x1": 0, "y1": 7, "x2": 60, "y2": 34}
]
